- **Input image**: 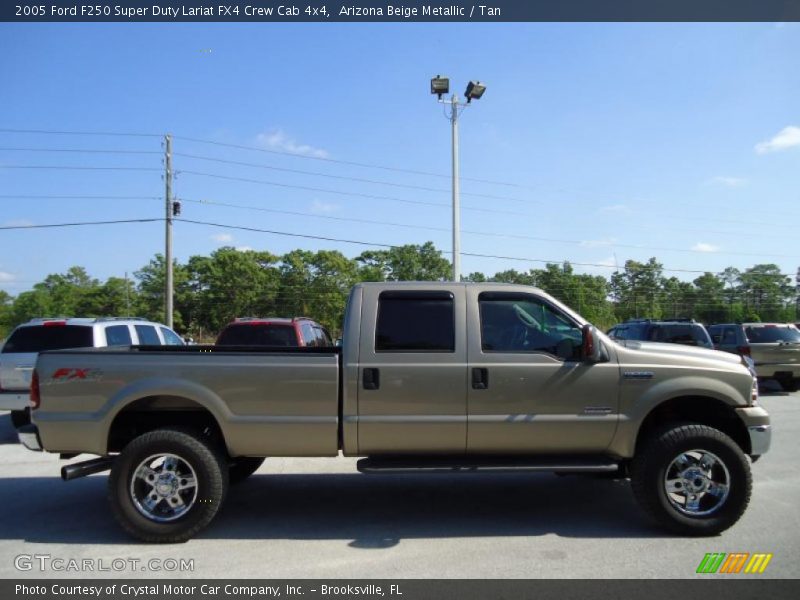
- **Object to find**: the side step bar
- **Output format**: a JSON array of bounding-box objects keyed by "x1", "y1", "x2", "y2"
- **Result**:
[
  {"x1": 61, "y1": 456, "x2": 116, "y2": 481},
  {"x1": 357, "y1": 455, "x2": 620, "y2": 475}
]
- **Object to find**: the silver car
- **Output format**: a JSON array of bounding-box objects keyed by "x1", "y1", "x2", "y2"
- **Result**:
[
  {"x1": 708, "y1": 322, "x2": 800, "y2": 390},
  {"x1": 0, "y1": 317, "x2": 184, "y2": 428}
]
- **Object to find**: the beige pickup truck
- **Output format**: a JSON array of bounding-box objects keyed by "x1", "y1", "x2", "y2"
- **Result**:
[{"x1": 19, "y1": 282, "x2": 770, "y2": 542}]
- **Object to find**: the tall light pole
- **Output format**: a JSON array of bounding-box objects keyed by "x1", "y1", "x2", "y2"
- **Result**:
[{"x1": 431, "y1": 76, "x2": 487, "y2": 282}]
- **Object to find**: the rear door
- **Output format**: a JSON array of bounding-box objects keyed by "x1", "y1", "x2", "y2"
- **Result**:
[{"x1": 357, "y1": 286, "x2": 467, "y2": 454}]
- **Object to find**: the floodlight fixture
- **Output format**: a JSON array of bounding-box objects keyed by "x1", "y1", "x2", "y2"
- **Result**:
[
  {"x1": 430, "y1": 75, "x2": 450, "y2": 99},
  {"x1": 464, "y1": 81, "x2": 486, "y2": 103}
]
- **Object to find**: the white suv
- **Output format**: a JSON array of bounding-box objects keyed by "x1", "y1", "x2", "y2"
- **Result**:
[{"x1": 1, "y1": 317, "x2": 184, "y2": 428}]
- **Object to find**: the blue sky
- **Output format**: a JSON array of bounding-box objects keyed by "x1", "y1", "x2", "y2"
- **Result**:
[{"x1": 0, "y1": 22, "x2": 798, "y2": 294}]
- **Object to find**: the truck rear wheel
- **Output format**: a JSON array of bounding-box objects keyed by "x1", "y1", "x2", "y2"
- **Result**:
[
  {"x1": 229, "y1": 457, "x2": 265, "y2": 484},
  {"x1": 631, "y1": 423, "x2": 751, "y2": 536},
  {"x1": 108, "y1": 429, "x2": 228, "y2": 543}
]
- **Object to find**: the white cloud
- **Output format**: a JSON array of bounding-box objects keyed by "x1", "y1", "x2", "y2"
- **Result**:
[
  {"x1": 755, "y1": 126, "x2": 800, "y2": 154},
  {"x1": 580, "y1": 237, "x2": 618, "y2": 248},
  {"x1": 255, "y1": 129, "x2": 329, "y2": 158},
  {"x1": 0, "y1": 271, "x2": 16, "y2": 283},
  {"x1": 692, "y1": 242, "x2": 720, "y2": 253},
  {"x1": 235, "y1": 246, "x2": 254, "y2": 253},
  {"x1": 211, "y1": 233, "x2": 233, "y2": 243},
  {"x1": 310, "y1": 200, "x2": 340, "y2": 214},
  {"x1": 709, "y1": 176, "x2": 748, "y2": 188}
]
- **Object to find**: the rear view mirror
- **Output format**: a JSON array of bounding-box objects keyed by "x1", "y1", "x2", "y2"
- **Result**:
[{"x1": 582, "y1": 324, "x2": 604, "y2": 363}]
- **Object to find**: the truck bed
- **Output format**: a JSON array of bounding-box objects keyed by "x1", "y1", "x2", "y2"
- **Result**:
[{"x1": 33, "y1": 345, "x2": 341, "y2": 457}]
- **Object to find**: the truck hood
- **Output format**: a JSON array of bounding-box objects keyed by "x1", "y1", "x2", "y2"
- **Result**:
[{"x1": 616, "y1": 340, "x2": 745, "y2": 369}]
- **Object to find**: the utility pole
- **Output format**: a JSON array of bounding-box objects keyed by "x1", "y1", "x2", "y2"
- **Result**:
[
  {"x1": 124, "y1": 271, "x2": 131, "y2": 316},
  {"x1": 430, "y1": 76, "x2": 486, "y2": 283},
  {"x1": 450, "y1": 93, "x2": 461, "y2": 283},
  {"x1": 164, "y1": 134, "x2": 174, "y2": 329}
]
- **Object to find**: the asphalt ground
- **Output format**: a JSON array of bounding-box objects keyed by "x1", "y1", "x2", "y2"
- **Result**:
[{"x1": 0, "y1": 389, "x2": 797, "y2": 579}]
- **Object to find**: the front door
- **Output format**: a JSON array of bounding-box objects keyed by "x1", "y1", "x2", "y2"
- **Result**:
[{"x1": 466, "y1": 289, "x2": 619, "y2": 454}]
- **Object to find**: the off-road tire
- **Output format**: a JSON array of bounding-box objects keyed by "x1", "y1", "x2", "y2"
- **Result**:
[
  {"x1": 229, "y1": 457, "x2": 266, "y2": 484},
  {"x1": 631, "y1": 423, "x2": 751, "y2": 536},
  {"x1": 108, "y1": 428, "x2": 228, "y2": 543}
]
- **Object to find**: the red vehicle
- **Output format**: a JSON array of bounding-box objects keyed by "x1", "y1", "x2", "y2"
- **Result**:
[{"x1": 215, "y1": 317, "x2": 332, "y2": 347}]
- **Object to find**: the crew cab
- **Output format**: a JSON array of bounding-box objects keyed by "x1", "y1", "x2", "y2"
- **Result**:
[{"x1": 19, "y1": 283, "x2": 770, "y2": 542}]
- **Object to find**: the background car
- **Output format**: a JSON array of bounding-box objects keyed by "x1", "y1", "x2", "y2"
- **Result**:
[
  {"x1": 708, "y1": 322, "x2": 800, "y2": 391},
  {"x1": 607, "y1": 318, "x2": 713, "y2": 348},
  {"x1": 216, "y1": 317, "x2": 332, "y2": 348},
  {"x1": 0, "y1": 317, "x2": 184, "y2": 429}
]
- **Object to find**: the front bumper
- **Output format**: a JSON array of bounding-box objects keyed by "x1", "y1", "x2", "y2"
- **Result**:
[
  {"x1": 736, "y1": 406, "x2": 771, "y2": 456},
  {"x1": 754, "y1": 363, "x2": 800, "y2": 379},
  {"x1": 17, "y1": 423, "x2": 42, "y2": 452}
]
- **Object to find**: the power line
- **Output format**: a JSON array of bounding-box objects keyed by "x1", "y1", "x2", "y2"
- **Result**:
[
  {"x1": 175, "y1": 217, "x2": 796, "y2": 277},
  {"x1": 174, "y1": 152, "x2": 526, "y2": 203},
  {"x1": 0, "y1": 127, "x2": 160, "y2": 138},
  {"x1": 173, "y1": 134, "x2": 529, "y2": 189},
  {"x1": 0, "y1": 194, "x2": 161, "y2": 200},
  {"x1": 181, "y1": 196, "x2": 798, "y2": 259},
  {"x1": 0, "y1": 147, "x2": 160, "y2": 155},
  {"x1": 0, "y1": 218, "x2": 161, "y2": 230},
  {"x1": 0, "y1": 165, "x2": 160, "y2": 172},
  {"x1": 178, "y1": 170, "x2": 525, "y2": 215}
]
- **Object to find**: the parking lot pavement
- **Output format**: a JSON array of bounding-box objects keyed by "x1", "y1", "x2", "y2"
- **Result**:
[{"x1": 0, "y1": 391, "x2": 797, "y2": 580}]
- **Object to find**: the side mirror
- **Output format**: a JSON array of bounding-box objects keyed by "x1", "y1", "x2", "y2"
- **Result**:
[
  {"x1": 582, "y1": 324, "x2": 603, "y2": 363},
  {"x1": 335, "y1": 338, "x2": 343, "y2": 347}
]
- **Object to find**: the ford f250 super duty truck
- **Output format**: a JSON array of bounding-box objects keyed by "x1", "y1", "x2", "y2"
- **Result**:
[{"x1": 18, "y1": 282, "x2": 771, "y2": 543}]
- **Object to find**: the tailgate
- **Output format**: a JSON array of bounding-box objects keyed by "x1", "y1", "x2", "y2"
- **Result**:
[
  {"x1": 0, "y1": 352, "x2": 37, "y2": 391},
  {"x1": 750, "y1": 343, "x2": 800, "y2": 366}
]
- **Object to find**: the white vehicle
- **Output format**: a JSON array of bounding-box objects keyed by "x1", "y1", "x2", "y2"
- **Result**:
[{"x1": 1, "y1": 317, "x2": 184, "y2": 428}]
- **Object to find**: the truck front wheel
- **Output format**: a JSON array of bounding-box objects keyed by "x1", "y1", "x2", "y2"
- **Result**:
[
  {"x1": 108, "y1": 429, "x2": 228, "y2": 543},
  {"x1": 631, "y1": 424, "x2": 751, "y2": 536}
]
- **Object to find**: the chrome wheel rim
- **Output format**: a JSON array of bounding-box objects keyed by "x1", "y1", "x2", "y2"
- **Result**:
[
  {"x1": 130, "y1": 453, "x2": 198, "y2": 522},
  {"x1": 664, "y1": 449, "x2": 730, "y2": 516}
]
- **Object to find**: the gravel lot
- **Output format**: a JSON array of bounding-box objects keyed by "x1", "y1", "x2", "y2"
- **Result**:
[{"x1": 0, "y1": 390, "x2": 797, "y2": 579}]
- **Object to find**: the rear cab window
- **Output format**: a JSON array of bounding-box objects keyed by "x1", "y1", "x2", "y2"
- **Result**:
[
  {"x1": 745, "y1": 326, "x2": 800, "y2": 344},
  {"x1": 217, "y1": 324, "x2": 298, "y2": 346},
  {"x1": 2, "y1": 325, "x2": 94, "y2": 353}
]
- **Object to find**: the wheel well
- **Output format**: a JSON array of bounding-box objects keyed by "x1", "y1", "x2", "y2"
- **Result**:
[
  {"x1": 635, "y1": 396, "x2": 751, "y2": 455},
  {"x1": 107, "y1": 396, "x2": 225, "y2": 454}
]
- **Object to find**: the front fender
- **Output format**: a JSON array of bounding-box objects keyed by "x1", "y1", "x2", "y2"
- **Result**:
[{"x1": 608, "y1": 374, "x2": 748, "y2": 458}]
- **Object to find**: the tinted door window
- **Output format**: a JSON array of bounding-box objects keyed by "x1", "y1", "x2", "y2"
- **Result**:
[
  {"x1": 722, "y1": 327, "x2": 738, "y2": 344},
  {"x1": 376, "y1": 292, "x2": 455, "y2": 352},
  {"x1": 314, "y1": 326, "x2": 332, "y2": 347},
  {"x1": 160, "y1": 327, "x2": 184, "y2": 345},
  {"x1": 134, "y1": 325, "x2": 161, "y2": 345},
  {"x1": 216, "y1": 324, "x2": 298, "y2": 346},
  {"x1": 2, "y1": 325, "x2": 94, "y2": 353},
  {"x1": 105, "y1": 325, "x2": 132, "y2": 346},
  {"x1": 478, "y1": 293, "x2": 582, "y2": 360}
]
